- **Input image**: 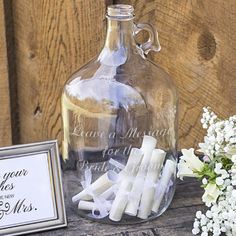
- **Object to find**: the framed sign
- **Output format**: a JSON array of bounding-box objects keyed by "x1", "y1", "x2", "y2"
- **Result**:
[{"x1": 0, "y1": 140, "x2": 67, "y2": 236}]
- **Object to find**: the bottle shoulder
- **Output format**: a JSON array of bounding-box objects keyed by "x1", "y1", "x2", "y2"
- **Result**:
[
  {"x1": 63, "y1": 76, "x2": 147, "y2": 115},
  {"x1": 63, "y1": 56, "x2": 178, "y2": 114},
  {"x1": 66, "y1": 55, "x2": 176, "y2": 88}
]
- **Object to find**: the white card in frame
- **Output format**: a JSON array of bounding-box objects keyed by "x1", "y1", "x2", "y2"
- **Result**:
[{"x1": 0, "y1": 140, "x2": 67, "y2": 236}]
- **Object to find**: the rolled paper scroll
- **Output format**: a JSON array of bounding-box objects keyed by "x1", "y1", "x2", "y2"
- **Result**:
[
  {"x1": 78, "y1": 200, "x2": 112, "y2": 212},
  {"x1": 123, "y1": 147, "x2": 143, "y2": 175},
  {"x1": 109, "y1": 148, "x2": 143, "y2": 221},
  {"x1": 100, "y1": 185, "x2": 117, "y2": 200},
  {"x1": 125, "y1": 135, "x2": 157, "y2": 216},
  {"x1": 152, "y1": 159, "x2": 176, "y2": 213},
  {"x1": 100, "y1": 147, "x2": 143, "y2": 202},
  {"x1": 109, "y1": 179, "x2": 133, "y2": 221},
  {"x1": 137, "y1": 149, "x2": 166, "y2": 219},
  {"x1": 72, "y1": 170, "x2": 118, "y2": 202}
]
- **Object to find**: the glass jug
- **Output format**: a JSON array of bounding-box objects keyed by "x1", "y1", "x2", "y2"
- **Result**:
[{"x1": 61, "y1": 4, "x2": 178, "y2": 224}]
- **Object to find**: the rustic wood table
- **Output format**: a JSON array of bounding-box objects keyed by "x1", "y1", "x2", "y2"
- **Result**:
[{"x1": 31, "y1": 176, "x2": 205, "y2": 236}]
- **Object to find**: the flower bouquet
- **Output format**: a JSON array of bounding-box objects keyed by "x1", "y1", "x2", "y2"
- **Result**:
[{"x1": 178, "y1": 107, "x2": 236, "y2": 236}]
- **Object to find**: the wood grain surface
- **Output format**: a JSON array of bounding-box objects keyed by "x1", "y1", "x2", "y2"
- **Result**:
[
  {"x1": 116, "y1": 0, "x2": 236, "y2": 149},
  {"x1": 1, "y1": 0, "x2": 236, "y2": 148},
  {"x1": 0, "y1": 0, "x2": 12, "y2": 146},
  {"x1": 11, "y1": 0, "x2": 112, "y2": 146},
  {"x1": 30, "y1": 177, "x2": 204, "y2": 236}
]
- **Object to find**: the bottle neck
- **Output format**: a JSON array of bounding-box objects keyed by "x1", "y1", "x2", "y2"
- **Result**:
[
  {"x1": 104, "y1": 19, "x2": 135, "y2": 50},
  {"x1": 98, "y1": 18, "x2": 136, "y2": 66}
]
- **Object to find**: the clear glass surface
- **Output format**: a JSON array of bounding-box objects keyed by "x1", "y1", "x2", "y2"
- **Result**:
[{"x1": 61, "y1": 4, "x2": 178, "y2": 224}]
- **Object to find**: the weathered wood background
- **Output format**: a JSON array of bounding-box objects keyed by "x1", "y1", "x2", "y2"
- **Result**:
[
  {"x1": 1, "y1": 0, "x2": 236, "y2": 149},
  {"x1": 0, "y1": 0, "x2": 12, "y2": 146}
]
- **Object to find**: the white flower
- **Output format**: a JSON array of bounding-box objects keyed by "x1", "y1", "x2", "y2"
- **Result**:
[
  {"x1": 202, "y1": 183, "x2": 221, "y2": 206},
  {"x1": 213, "y1": 229, "x2": 221, "y2": 236},
  {"x1": 201, "y1": 232, "x2": 208, "y2": 236},
  {"x1": 221, "y1": 226, "x2": 226, "y2": 232},
  {"x1": 177, "y1": 148, "x2": 204, "y2": 180},
  {"x1": 182, "y1": 108, "x2": 236, "y2": 235},
  {"x1": 193, "y1": 220, "x2": 200, "y2": 228},
  {"x1": 181, "y1": 148, "x2": 204, "y2": 170},
  {"x1": 192, "y1": 227, "x2": 200, "y2": 235},
  {"x1": 216, "y1": 177, "x2": 224, "y2": 186},
  {"x1": 206, "y1": 210, "x2": 212, "y2": 218},
  {"x1": 224, "y1": 178, "x2": 231, "y2": 187},
  {"x1": 215, "y1": 163, "x2": 223, "y2": 170},
  {"x1": 201, "y1": 226, "x2": 207, "y2": 232},
  {"x1": 231, "y1": 180, "x2": 236, "y2": 186},
  {"x1": 202, "y1": 178, "x2": 208, "y2": 185},
  {"x1": 227, "y1": 186, "x2": 233, "y2": 192},
  {"x1": 232, "y1": 189, "x2": 236, "y2": 198},
  {"x1": 198, "y1": 107, "x2": 236, "y2": 157},
  {"x1": 218, "y1": 169, "x2": 229, "y2": 180},
  {"x1": 193, "y1": 163, "x2": 236, "y2": 234},
  {"x1": 200, "y1": 215, "x2": 208, "y2": 225},
  {"x1": 177, "y1": 162, "x2": 196, "y2": 180},
  {"x1": 230, "y1": 137, "x2": 236, "y2": 144},
  {"x1": 232, "y1": 155, "x2": 236, "y2": 163},
  {"x1": 232, "y1": 225, "x2": 236, "y2": 235},
  {"x1": 196, "y1": 211, "x2": 202, "y2": 219},
  {"x1": 177, "y1": 160, "x2": 194, "y2": 180}
]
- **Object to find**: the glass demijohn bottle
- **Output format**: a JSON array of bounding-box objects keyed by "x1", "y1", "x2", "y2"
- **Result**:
[{"x1": 61, "y1": 4, "x2": 178, "y2": 224}]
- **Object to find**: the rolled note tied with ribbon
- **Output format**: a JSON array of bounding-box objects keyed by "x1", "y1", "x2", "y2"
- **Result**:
[
  {"x1": 100, "y1": 185, "x2": 118, "y2": 201},
  {"x1": 109, "y1": 148, "x2": 143, "y2": 221},
  {"x1": 72, "y1": 170, "x2": 118, "y2": 202},
  {"x1": 152, "y1": 159, "x2": 176, "y2": 213},
  {"x1": 138, "y1": 149, "x2": 166, "y2": 219},
  {"x1": 78, "y1": 200, "x2": 112, "y2": 212},
  {"x1": 125, "y1": 135, "x2": 157, "y2": 216}
]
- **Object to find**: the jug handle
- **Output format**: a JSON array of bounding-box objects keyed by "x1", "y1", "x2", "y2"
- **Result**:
[{"x1": 134, "y1": 23, "x2": 161, "y2": 55}]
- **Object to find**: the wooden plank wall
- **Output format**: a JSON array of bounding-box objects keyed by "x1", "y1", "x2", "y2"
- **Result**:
[
  {"x1": 1, "y1": 0, "x2": 236, "y2": 149},
  {"x1": 116, "y1": 0, "x2": 236, "y2": 148},
  {"x1": 0, "y1": 0, "x2": 12, "y2": 146},
  {"x1": 11, "y1": 0, "x2": 112, "y2": 146}
]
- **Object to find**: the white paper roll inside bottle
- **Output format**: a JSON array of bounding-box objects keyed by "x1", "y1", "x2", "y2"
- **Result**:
[
  {"x1": 72, "y1": 170, "x2": 118, "y2": 202},
  {"x1": 125, "y1": 135, "x2": 157, "y2": 216},
  {"x1": 109, "y1": 148, "x2": 143, "y2": 221},
  {"x1": 138, "y1": 149, "x2": 166, "y2": 219},
  {"x1": 152, "y1": 159, "x2": 176, "y2": 213}
]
